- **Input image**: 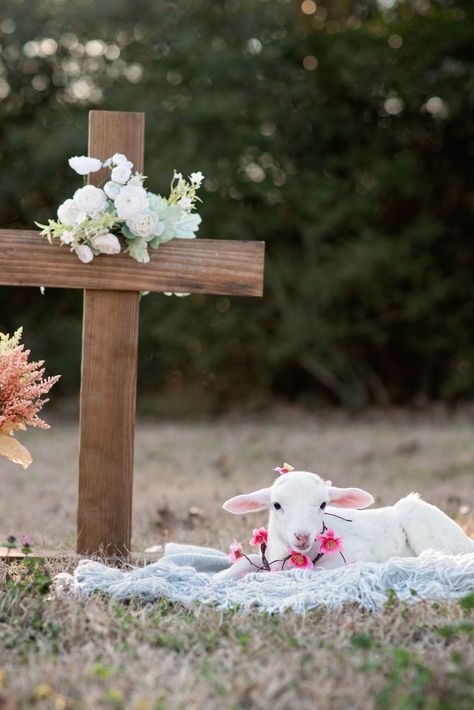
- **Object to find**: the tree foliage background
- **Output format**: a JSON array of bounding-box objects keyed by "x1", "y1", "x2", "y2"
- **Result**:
[{"x1": 0, "y1": 0, "x2": 473, "y2": 411}]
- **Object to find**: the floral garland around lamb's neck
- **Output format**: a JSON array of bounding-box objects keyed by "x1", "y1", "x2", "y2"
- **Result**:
[{"x1": 228, "y1": 520, "x2": 349, "y2": 573}]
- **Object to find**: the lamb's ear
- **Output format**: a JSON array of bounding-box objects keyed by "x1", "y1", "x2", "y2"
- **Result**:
[
  {"x1": 327, "y1": 486, "x2": 374, "y2": 509},
  {"x1": 223, "y1": 488, "x2": 271, "y2": 514}
]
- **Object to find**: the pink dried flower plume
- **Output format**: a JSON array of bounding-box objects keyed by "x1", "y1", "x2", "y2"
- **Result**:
[{"x1": 0, "y1": 328, "x2": 60, "y2": 468}]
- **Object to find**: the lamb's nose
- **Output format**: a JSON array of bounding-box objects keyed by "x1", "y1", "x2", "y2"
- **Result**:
[{"x1": 295, "y1": 532, "x2": 310, "y2": 544}]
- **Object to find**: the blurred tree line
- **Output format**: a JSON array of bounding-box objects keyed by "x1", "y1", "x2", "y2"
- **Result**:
[{"x1": 0, "y1": 0, "x2": 473, "y2": 411}]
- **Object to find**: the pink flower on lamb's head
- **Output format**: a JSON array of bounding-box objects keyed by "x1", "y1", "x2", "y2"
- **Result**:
[
  {"x1": 273, "y1": 462, "x2": 295, "y2": 475},
  {"x1": 249, "y1": 527, "x2": 268, "y2": 547},
  {"x1": 227, "y1": 539, "x2": 244, "y2": 563},
  {"x1": 316, "y1": 529, "x2": 343, "y2": 555},
  {"x1": 287, "y1": 550, "x2": 314, "y2": 570},
  {"x1": 325, "y1": 480, "x2": 332, "y2": 487}
]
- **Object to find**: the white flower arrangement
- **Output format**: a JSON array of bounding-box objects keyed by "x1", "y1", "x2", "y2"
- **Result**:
[{"x1": 36, "y1": 153, "x2": 204, "y2": 265}]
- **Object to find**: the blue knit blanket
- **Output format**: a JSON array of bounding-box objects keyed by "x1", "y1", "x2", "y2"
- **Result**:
[{"x1": 53, "y1": 544, "x2": 474, "y2": 613}]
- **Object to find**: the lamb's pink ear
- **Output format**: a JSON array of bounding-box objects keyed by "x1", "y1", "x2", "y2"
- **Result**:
[
  {"x1": 223, "y1": 488, "x2": 271, "y2": 514},
  {"x1": 327, "y1": 486, "x2": 374, "y2": 509}
]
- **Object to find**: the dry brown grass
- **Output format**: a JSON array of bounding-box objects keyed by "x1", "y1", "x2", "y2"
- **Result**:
[{"x1": 0, "y1": 407, "x2": 473, "y2": 709}]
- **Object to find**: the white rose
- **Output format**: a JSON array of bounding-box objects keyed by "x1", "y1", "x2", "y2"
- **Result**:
[
  {"x1": 104, "y1": 181, "x2": 122, "y2": 199},
  {"x1": 126, "y1": 211, "x2": 164, "y2": 240},
  {"x1": 73, "y1": 185, "x2": 107, "y2": 216},
  {"x1": 57, "y1": 198, "x2": 87, "y2": 226},
  {"x1": 68, "y1": 156, "x2": 103, "y2": 175},
  {"x1": 91, "y1": 232, "x2": 121, "y2": 255},
  {"x1": 111, "y1": 165, "x2": 132, "y2": 184},
  {"x1": 75, "y1": 244, "x2": 94, "y2": 263},
  {"x1": 115, "y1": 185, "x2": 149, "y2": 219},
  {"x1": 190, "y1": 171, "x2": 204, "y2": 185}
]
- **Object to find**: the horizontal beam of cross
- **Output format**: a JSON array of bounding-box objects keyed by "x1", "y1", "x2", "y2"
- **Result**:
[{"x1": 0, "y1": 230, "x2": 265, "y2": 296}]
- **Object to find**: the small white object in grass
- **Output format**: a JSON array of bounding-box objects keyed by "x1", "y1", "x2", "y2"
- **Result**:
[
  {"x1": 39, "y1": 286, "x2": 45, "y2": 295},
  {"x1": 144, "y1": 544, "x2": 163, "y2": 554}
]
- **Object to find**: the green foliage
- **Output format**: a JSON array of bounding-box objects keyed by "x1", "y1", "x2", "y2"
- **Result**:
[{"x1": 0, "y1": 0, "x2": 473, "y2": 407}]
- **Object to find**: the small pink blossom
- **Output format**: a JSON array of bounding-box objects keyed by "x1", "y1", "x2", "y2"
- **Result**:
[
  {"x1": 273, "y1": 462, "x2": 295, "y2": 475},
  {"x1": 287, "y1": 550, "x2": 314, "y2": 569},
  {"x1": 325, "y1": 479, "x2": 332, "y2": 487},
  {"x1": 249, "y1": 527, "x2": 268, "y2": 546},
  {"x1": 227, "y1": 539, "x2": 244, "y2": 563},
  {"x1": 316, "y1": 529, "x2": 343, "y2": 555}
]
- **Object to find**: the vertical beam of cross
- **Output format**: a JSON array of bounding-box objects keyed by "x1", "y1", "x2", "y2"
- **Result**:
[{"x1": 76, "y1": 111, "x2": 144, "y2": 556}]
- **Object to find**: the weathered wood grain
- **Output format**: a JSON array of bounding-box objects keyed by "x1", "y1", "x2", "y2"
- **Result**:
[
  {"x1": 0, "y1": 230, "x2": 265, "y2": 297},
  {"x1": 77, "y1": 111, "x2": 144, "y2": 556},
  {"x1": 77, "y1": 289, "x2": 139, "y2": 556}
]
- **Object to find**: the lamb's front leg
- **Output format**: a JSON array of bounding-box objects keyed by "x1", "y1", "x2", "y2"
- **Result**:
[{"x1": 213, "y1": 553, "x2": 262, "y2": 582}]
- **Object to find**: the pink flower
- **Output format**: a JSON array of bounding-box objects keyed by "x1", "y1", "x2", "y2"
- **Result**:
[
  {"x1": 249, "y1": 527, "x2": 268, "y2": 546},
  {"x1": 287, "y1": 550, "x2": 314, "y2": 569},
  {"x1": 273, "y1": 462, "x2": 295, "y2": 475},
  {"x1": 316, "y1": 529, "x2": 343, "y2": 555},
  {"x1": 325, "y1": 479, "x2": 332, "y2": 487},
  {"x1": 227, "y1": 539, "x2": 244, "y2": 563}
]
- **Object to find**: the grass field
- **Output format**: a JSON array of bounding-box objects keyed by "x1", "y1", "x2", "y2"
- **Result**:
[{"x1": 0, "y1": 407, "x2": 473, "y2": 709}]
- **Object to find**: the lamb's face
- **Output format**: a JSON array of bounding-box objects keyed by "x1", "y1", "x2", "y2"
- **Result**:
[
  {"x1": 269, "y1": 472, "x2": 328, "y2": 552},
  {"x1": 222, "y1": 471, "x2": 374, "y2": 553}
]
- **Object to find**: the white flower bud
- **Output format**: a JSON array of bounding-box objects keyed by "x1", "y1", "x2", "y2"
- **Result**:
[
  {"x1": 104, "y1": 181, "x2": 122, "y2": 199},
  {"x1": 75, "y1": 244, "x2": 94, "y2": 263},
  {"x1": 190, "y1": 171, "x2": 204, "y2": 185},
  {"x1": 91, "y1": 232, "x2": 121, "y2": 255},
  {"x1": 111, "y1": 153, "x2": 133, "y2": 169}
]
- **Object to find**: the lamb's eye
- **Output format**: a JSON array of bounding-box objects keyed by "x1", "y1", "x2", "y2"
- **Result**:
[
  {"x1": 273, "y1": 502, "x2": 282, "y2": 510},
  {"x1": 320, "y1": 502, "x2": 327, "y2": 510}
]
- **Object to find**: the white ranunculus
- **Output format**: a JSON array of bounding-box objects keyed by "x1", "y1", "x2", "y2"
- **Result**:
[
  {"x1": 115, "y1": 185, "x2": 149, "y2": 219},
  {"x1": 68, "y1": 156, "x2": 103, "y2": 175},
  {"x1": 111, "y1": 165, "x2": 132, "y2": 184},
  {"x1": 73, "y1": 185, "x2": 107, "y2": 216},
  {"x1": 126, "y1": 210, "x2": 164, "y2": 240},
  {"x1": 190, "y1": 171, "x2": 204, "y2": 185},
  {"x1": 75, "y1": 244, "x2": 94, "y2": 263},
  {"x1": 57, "y1": 198, "x2": 87, "y2": 226},
  {"x1": 103, "y1": 181, "x2": 122, "y2": 199},
  {"x1": 91, "y1": 232, "x2": 121, "y2": 255}
]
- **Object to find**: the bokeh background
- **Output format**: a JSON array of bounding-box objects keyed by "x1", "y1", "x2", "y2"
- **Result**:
[{"x1": 1, "y1": 0, "x2": 473, "y2": 414}]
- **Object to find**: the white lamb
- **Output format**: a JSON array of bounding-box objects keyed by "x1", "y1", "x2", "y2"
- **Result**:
[{"x1": 214, "y1": 470, "x2": 474, "y2": 581}]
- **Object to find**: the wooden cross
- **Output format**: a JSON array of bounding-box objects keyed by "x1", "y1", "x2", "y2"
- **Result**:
[{"x1": 0, "y1": 110, "x2": 265, "y2": 557}]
